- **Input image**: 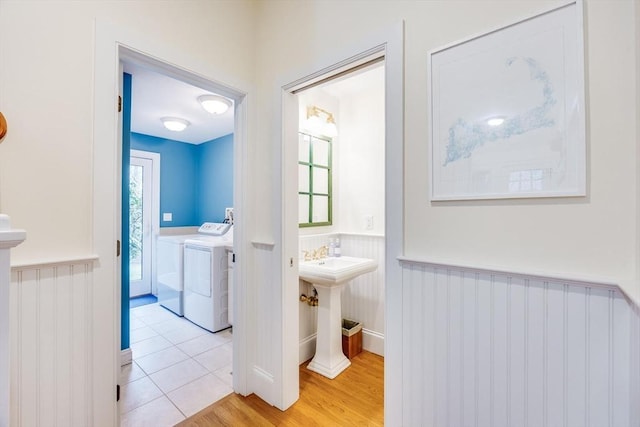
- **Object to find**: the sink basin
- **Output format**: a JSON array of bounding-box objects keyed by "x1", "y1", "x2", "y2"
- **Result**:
[{"x1": 299, "y1": 256, "x2": 377, "y2": 287}]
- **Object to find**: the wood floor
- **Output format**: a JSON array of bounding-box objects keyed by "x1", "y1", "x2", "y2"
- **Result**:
[{"x1": 177, "y1": 351, "x2": 384, "y2": 427}]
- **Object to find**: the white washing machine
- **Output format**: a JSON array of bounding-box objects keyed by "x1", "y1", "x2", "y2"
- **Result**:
[
  {"x1": 156, "y1": 223, "x2": 232, "y2": 316},
  {"x1": 183, "y1": 225, "x2": 233, "y2": 332},
  {"x1": 156, "y1": 234, "x2": 199, "y2": 316}
]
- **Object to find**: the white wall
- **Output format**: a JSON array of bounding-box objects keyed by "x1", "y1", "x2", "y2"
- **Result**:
[
  {"x1": 335, "y1": 66, "x2": 385, "y2": 235},
  {"x1": 0, "y1": 0, "x2": 257, "y2": 264},
  {"x1": 254, "y1": 0, "x2": 640, "y2": 301},
  {"x1": 1, "y1": 0, "x2": 639, "y2": 425},
  {"x1": 254, "y1": 0, "x2": 640, "y2": 423},
  {"x1": 0, "y1": 1, "x2": 257, "y2": 424}
]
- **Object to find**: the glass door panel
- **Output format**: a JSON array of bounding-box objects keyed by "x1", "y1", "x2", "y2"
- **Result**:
[{"x1": 130, "y1": 156, "x2": 152, "y2": 297}]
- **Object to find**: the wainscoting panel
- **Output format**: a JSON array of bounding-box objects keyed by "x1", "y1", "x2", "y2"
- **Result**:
[
  {"x1": 340, "y1": 235, "x2": 385, "y2": 349},
  {"x1": 400, "y1": 259, "x2": 638, "y2": 427},
  {"x1": 10, "y1": 259, "x2": 94, "y2": 427}
]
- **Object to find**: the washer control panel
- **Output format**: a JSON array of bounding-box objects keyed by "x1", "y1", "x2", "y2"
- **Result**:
[{"x1": 198, "y1": 222, "x2": 231, "y2": 236}]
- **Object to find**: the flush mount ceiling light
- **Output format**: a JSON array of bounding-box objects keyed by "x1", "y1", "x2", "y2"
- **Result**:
[
  {"x1": 161, "y1": 117, "x2": 190, "y2": 132},
  {"x1": 305, "y1": 105, "x2": 338, "y2": 137},
  {"x1": 198, "y1": 94, "x2": 232, "y2": 115}
]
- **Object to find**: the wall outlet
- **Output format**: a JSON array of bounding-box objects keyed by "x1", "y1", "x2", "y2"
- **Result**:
[
  {"x1": 163, "y1": 212, "x2": 172, "y2": 222},
  {"x1": 365, "y1": 215, "x2": 374, "y2": 230}
]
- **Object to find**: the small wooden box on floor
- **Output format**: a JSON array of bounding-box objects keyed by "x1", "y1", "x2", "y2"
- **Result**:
[{"x1": 341, "y1": 319, "x2": 362, "y2": 359}]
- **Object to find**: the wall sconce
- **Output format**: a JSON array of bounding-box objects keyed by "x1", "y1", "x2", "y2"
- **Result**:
[
  {"x1": 161, "y1": 117, "x2": 190, "y2": 132},
  {"x1": 198, "y1": 94, "x2": 232, "y2": 115},
  {"x1": 305, "y1": 105, "x2": 338, "y2": 137}
]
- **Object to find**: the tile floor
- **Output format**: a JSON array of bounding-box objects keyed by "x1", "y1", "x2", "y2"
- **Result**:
[{"x1": 119, "y1": 302, "x2": 233, "y2": 426}]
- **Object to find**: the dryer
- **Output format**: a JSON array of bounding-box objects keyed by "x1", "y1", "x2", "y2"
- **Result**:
[
  {"x1": 183, "y1": 226, "x2": 233, "y2": 332},
  {"x1": 156, "y1": 222, "x2": 232, "y2": 317}
]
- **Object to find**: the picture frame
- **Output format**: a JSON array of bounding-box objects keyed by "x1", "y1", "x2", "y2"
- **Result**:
[{"x1": 428, "y1": 0, "x2": 586, "y2": 201}]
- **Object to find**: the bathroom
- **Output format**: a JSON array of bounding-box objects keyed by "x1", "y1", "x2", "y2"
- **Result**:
[{"x1": 296, "y1": 62, "x2": 386, "y2": 365}]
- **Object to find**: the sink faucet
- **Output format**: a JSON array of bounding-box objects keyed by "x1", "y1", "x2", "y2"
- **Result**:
[
  {"x1": 302, "y1": 246, "x2": 329, "y2": 261},
  {"x1": 317, "y1": 245, "x2": 328, "y2": 259}
]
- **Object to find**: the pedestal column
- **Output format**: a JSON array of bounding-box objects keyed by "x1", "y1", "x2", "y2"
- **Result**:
[
  {"x1": 306, "y1": 283, "x2": 351, "y2": 379},
  {"x1": 0, "y1": 215, "x2": 26, "y2": 427}
]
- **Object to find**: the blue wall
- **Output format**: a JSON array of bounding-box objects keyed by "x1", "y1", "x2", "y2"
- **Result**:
[
  {"x1": 130, "y1": 132, "x2": 234, "y2": 227},
  {"x1": 131, "y1": 133, "x2": 200, "y2": 227},
  {"x1": 121, "y1": 73, "x2": 132, "y2": 351},
  {"x1": 199, "y1": 134, "x2": 234, "y2": 223}
]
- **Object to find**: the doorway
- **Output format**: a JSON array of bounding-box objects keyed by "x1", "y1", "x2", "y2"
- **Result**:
[
  {"x1": 292, "y1": 59, "x2": 386, "y2": 413},
  {"x1": 116, "y1": 48, "x2": 247, "y2": 423},
  {"x1": 280, "y1": 25, "x2": 404, "y2": 421},
  {"x1": 129, "y1": 150, "x2": 159, "y2": 299}
]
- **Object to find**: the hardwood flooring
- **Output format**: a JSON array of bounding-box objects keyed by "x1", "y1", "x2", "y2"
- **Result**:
[{"x1": 177, "y1": 351, "x2": 384, "y2": 427}]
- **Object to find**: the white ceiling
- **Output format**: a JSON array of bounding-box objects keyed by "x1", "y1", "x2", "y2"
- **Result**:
[
  {"x1": 123, "y1": 61, "x2": 383, "y2": 145},
  {"x1": 322, "y1": 63, "x2": 384, "y2": 98},
  {"x1": 124, "y1": 63, "x2": 234, "y2": 145}
]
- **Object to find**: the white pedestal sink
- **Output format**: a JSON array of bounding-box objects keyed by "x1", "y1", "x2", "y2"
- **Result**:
[{"x1": 299, "y1": 256, "x2": 377, "y2": 379}]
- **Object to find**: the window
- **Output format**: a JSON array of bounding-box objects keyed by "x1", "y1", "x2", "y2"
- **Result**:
[{"x1": 298, "y1": 132, "x2": 332, "y2": 227}]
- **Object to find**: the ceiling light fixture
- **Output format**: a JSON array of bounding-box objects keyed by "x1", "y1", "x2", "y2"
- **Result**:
[
  {"x1": 161, "y1": 117, "x2": 190, "y2": 132},
  {"x1": 198, "y1": 94, "x2": 232, "y2": 115},
  {"x1": 305, "y1": 105, "x2": 338, "y2": 137}
]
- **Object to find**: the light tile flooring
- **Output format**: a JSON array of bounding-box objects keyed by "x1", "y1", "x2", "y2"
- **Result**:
[{"x1": 119, "y1": 302, "x2": 233, "y2": 426}]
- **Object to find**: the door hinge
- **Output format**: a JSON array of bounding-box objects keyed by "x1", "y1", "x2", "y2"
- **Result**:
[
  {"x1": 232, "y1": 253, "x2": 236, "y2": 263},
  {"x1": 116, "y1": 384, "x2": 120, "y2": 402},
  {"x1": 117, "y1": 240, "x2": 121, "y2": 257},
  {"x1": 118, "y1": 95, "x2": 122, "y2": 113}
]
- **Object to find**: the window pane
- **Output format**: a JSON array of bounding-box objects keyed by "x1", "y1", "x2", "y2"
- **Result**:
[
  {"x1": 299, "y1": 165, "x2": 310, "y2": 192},
  {"x1": 313, "y1": 167, "x2": 329, "y2": 194},
  {"x1": 312, "y1": 138, "x2": 329, "y2": 166},
  {"x1": 129, "y1": 164, "x2": 143, "y2": 281},
  {"x1": 299, "y1": 195, "x2": 310, "y2": 223},
  {"x1": 299, "y1": 134, "x2": 310, "y2": 163},
  {"x1": 312, "y1": 195, "x2": 329, "y2": 223}
]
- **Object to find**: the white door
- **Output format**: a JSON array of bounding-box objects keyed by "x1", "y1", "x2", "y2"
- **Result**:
[{"x1": 129, "y1": 155, "x2": 153, "y2": 297}]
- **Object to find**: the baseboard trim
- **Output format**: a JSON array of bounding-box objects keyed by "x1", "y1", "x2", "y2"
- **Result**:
[
  {"x1": 120, "y1": 348, "x2": 132, "y2": 366},
  {"x1": 299, "y1": 330, "x2": 383, "y2": 361},
  {"x1": 363, "y1": 328, "x2": 384, "y2": 356},
  {"x1": 299, "y1": 333, "x2": 317, "y2": 364}
]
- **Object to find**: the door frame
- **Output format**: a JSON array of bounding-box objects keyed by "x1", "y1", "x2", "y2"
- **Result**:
[
  {"x1": 129, "y1": 150, "x2": 160, "y2": 297},
  {"x1": 279, "y1": 22, "x2": 405, "y2": 422},
  {"x1": 94, "y1": 21, "x2": 250, "y2": 424}
]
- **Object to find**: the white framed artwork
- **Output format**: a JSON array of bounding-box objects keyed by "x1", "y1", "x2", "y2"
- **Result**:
[{"x1": 428, "y1": 0, "x2": 586, "y2": 201}]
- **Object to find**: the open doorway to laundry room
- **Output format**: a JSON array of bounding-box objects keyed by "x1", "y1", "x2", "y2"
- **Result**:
[{"x1": 118, "y1": 52, "x2": 243, "y2": 425}]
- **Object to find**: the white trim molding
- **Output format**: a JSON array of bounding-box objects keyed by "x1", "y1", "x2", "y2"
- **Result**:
[
  {"x1": 11, "y1": 255, "x2": 99, "y2": 270},
  {"x1": 0, "y1": 214, "x2": 26, "y2": 427},
  {"x1": 120, "y1": 349, "x2": 132, "y2": 367}
]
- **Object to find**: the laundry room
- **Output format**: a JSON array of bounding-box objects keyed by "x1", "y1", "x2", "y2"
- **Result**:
[{"x1": 119, "y1": 63, "x2": 237, "y2": 420}]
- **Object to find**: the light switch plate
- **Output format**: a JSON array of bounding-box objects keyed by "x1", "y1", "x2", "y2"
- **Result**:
[{"x1": 163, "y1": 213, "x2": 172, "y2": 222}]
